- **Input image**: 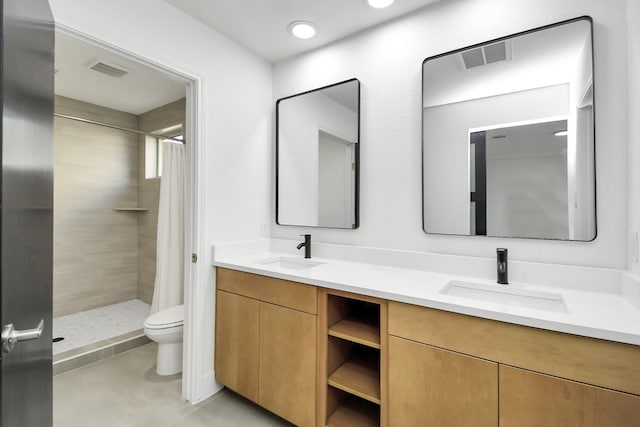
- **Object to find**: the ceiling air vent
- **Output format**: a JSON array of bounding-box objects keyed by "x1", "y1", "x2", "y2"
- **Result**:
[
  {"x1": 88, "y1": 59, "x2": 130, "y2": 78},
  {"x1": 457, "y1": 40, "x2": 512, "y2": 71}
]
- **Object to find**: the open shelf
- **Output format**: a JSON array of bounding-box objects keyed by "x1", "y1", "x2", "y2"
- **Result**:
[
  {"x1": 328, "y1": 354, "x2": 380, "y2": 404},
  {"x1": 113, "y1": 207, "x2": 148, "y2": 212},
  {"x1": 327, "y1": 295, "x2": 380, "y2": 348},
  {"x1": 329, "y1": 318, "x2": 380, "y2": 349},
  {"x1": 327, "y1": 394, "x2": 380, "y2": 427},
  {"x1": 324, "y1": 291, "x2": 385, "y2": 427}
]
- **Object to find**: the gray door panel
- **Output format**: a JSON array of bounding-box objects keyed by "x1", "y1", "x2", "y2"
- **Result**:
[{"x1": 1, "y1": 0, "x2": 55, "y2": 425}]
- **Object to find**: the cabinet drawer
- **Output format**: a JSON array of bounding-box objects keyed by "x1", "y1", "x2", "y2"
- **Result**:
[
  {"x1": 217, "y1": 268, "x2": 317, "y2": 314},
  {"x1": 388, "y1": 301, "x2": 640, "y2": 395}
]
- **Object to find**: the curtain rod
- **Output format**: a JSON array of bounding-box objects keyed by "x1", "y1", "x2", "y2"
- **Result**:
[{"x1": 54, "y1": 113, "x2": 186, "y2": 144}]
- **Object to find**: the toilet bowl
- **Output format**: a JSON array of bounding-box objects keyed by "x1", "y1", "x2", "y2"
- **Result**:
[{"x1": 144, "y1": 304, "x2": 184, "y2": 376}]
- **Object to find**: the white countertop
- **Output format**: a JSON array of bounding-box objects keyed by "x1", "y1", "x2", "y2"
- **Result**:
[{"x1": 213, "y1": 246, "x2": 640, "y2": 346}]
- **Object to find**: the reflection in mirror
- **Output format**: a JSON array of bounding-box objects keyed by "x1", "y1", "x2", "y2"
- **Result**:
[
  {"x1": 470, "y1": 118, "x2": 571, "y2": 238},
  {"x1": 277, "y1": 79, "x2": 360, "y2": 228},
  {"x1": 422, "y1": 17, "x2": 595, "y2": 240}
]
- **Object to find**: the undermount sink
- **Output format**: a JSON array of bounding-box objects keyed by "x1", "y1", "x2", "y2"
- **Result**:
[
  {"x1": 440, "y1": 280, "x2": 568, "y2": 313},
  {"x1": 256, "y1": 256, "x2": 326, "y2": 270}
]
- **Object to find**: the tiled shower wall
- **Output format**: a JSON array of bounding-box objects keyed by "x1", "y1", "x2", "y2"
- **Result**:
[
  {"x1": 53, "y1": 96, "x2": 185, "y2": 316},
  {"x1": 54, "y1": 96, "x2": 140, "y2": 317}
]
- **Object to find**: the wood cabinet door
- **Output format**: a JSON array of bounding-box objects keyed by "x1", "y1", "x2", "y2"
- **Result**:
[
  {"x1": 259, "y1": 302, "x2": 317, "y2": 427},
  {"x1": 214, "y1": 290, "x2": 260, "y2": 402},
  {"x1": 388, "y1": 336, "x2": 498, "y2": 426},
  {"x1": 500, "y1": 366, "x2": 640, "y2": 426}
]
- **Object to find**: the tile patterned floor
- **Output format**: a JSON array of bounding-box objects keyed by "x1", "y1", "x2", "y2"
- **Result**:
[{"x1": 53, "y1": 299, "x2": 150, "y2": 355}]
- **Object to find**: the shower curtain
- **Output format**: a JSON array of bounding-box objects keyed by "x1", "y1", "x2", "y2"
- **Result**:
[{"x1": 151, "y1": 141, "x2": 185, "y2": 314}]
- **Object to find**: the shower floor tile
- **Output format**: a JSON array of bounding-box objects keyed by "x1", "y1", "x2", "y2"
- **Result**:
[{"x1": 53, "y1": 299, "x2": 150, "y2": 355}]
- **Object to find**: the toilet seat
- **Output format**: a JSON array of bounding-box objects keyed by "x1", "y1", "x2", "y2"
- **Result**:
[{"x1": 144, "y1": 305, "x2": 184, "y2": 330}]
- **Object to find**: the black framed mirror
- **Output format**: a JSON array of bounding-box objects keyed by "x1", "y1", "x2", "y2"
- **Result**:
[
  {"x1": 422, "y1": 17, "x2": 595, "y2": 241},
  {"x1": 276, "y1": 78, "x2": 360, "y2": 229}
]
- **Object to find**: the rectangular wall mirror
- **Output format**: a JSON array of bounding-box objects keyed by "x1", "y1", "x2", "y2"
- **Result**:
[
  {"x1": 422, "y1": 17, "x2": 595, "y2": 241},
  {"x1": 276, "y1": 78, "x2": 360, "y2": 228}
]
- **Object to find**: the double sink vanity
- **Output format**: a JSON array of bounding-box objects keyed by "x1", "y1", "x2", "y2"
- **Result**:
[
  {"x1": 212, "y1": 241, "x2": 640, "y2": 427},
  {"x1": 213, "y1": 14, "x2": 639, "y2": 427}
]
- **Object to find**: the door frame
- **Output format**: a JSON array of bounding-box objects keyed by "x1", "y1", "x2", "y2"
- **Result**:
[
  {"x1": 53, "y1": 22, "x2": 212, "y2": 402},
  {"x1": 469, "y1": 130, "x2": 487, "y2": 236}
]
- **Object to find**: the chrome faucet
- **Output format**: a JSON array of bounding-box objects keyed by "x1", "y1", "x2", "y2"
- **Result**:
[
  {"x1": 497, "y1": 248, "x2": 508, "y2": 285},
  {"x1": 297, "y1": 234, "x2": 311, "y2": 259}
]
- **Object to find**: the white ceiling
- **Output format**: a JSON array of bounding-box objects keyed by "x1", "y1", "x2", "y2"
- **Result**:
[
  {"x1": 55, "y1": 0, "x2": 442, "y2": 115},
  {"x1": 163, "y1": 0, "x2": 442, "y2": 62},
  {"x1": 54, "y1": 32, "x2": 186, "y2": 115}
]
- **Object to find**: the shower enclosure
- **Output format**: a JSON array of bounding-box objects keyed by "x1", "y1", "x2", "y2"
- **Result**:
[{"x1": 52, "y1": 95, "x2": 185, "y2": 373}]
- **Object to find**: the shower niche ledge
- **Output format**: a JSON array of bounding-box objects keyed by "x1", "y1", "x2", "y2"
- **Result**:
[{"x1": 113, "y1": 207, "x2": 148, "y2": 212}]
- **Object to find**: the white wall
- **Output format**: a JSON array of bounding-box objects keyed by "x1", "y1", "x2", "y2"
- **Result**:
[
  {"x1": 50, "y1": 0, "x2": 273, "y2": 402},
  {"x1": 272, "y1": 0, "x2": 629, "y2": 270},
  {"x1": 278, "y1": 95, "x2": 319, "y2": 225},
  {"x1": 627, "y1": 0, "x2": 640, "y2": 273}
]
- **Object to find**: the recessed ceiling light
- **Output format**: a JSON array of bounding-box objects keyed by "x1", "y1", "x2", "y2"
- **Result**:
[
  {"x1": 554, "y1": 130, "x2": 568, "y2": 137},
  {"x1": 367, "y1": 0, "x2": 395, "y2": 8},
  {"x1": 288, "y1": 21, "x2": 317, "y2": 39}
]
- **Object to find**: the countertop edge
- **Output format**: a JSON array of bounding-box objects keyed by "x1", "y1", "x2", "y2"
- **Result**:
[{"x1": 213, "y1": 259, "x2": 640, "y2": 347}]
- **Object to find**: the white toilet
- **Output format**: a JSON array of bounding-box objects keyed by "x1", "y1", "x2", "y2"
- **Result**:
[{"x1": 144, "y1": 304, "x2": 184, "y2": 376}]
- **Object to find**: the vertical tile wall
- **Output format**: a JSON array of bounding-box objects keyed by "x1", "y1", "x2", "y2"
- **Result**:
[
  {"x1": 53, "y1": 96, "x2": 186, "y2": 315},
  {"x1": 53, "y1": 96, "x2": 139, "y2": 316}
]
